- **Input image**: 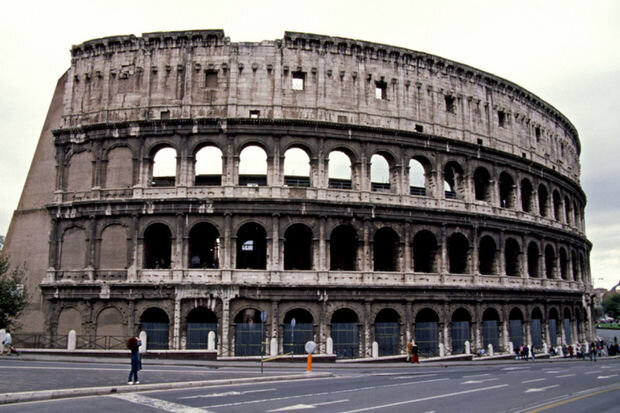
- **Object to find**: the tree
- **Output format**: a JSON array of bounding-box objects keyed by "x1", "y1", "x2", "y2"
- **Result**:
[
  {"x1": 603, "y1": 292, "x2": 620, "y2": 320},
  {"x1": 0, "y1": 254, "x2": 28, "y2": 330}
]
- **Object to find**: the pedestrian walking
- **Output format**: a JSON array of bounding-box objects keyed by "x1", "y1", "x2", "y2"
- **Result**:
[
  {"x1": 411, "y1": 341, "x2": 420, "y2": 364},
  {"x1": 589, "y1": 341, "x2": 597, "y2": 362},
  {"x1": 1, "y1": 331, "x2": 16, "y2": 355},
  {"x1": 126, "y1": 336, "x2": 142, "y2": 384},
  {"x1": 406, "y1": 339, "x2": 413, "y2": 362}
]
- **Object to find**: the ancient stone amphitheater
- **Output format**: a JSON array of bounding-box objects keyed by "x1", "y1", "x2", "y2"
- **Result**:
[{"x1": 4, "y1": 30, "x2": 593, "y2": 358}]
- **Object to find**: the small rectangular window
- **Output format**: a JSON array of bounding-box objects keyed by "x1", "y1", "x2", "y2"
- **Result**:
[
  {"x1": 250, "y1": 110, "x2": 260, "y2": 119},
  {"x1": 205, "y1": 71, "x2": 218, "y2": 88},
  {"x1": 498, "y1": 110, "x2": 506, "y2": 127},
  {"x1": 445, "y1": 95, "x2": 455, "y2": 113},
  {"x1": 292, "y1": 71, "x2": 305, "y2": 90},
  {"x1": 375, "y1": 80, "x2": 387, "y2": 100},
  {"x1": 415, "y1": 124, "x2": 424, "y2": 133},
  {"x1": 477, "y1": 138, "x2": 483, "y2": 146},
  {"x1": 535, "y1": 127, "x2": 541, "y2": 141}
]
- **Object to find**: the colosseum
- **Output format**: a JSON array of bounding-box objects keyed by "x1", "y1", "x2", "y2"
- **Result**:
[{"x1": 4, "y1": 30, "x2": 594, "y2": 358}]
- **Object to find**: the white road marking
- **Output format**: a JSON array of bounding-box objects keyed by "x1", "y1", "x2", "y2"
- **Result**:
[
  {"x1": 522, "y1": 378, "x2": 545, "y2": 384},
  {"x1": 202, "y1": 378, "x2": 449, "y2": 409},
  {"x1": 502, "y1": 367, "x2": 530, "y2": 371},
  {"x1": 463, "y1": 373, "x2": 490, "y2": 378},
  {"x1": 267, "y1": 399, "x2": 349, "y2": 411},
  {"x1": 110, "y1": 393, "x2": 212, "y2": 413},
  {"x1": 391, "y1": 374, "x2": 437, "y2": 380},
  {"x1": 584, "y1": 370, "x2": 602, "y2": 375},
  {"x1": 461, "y1": 378, "x2": 499, "y2": 384},
  {"x1": 338, "y1": 384, "x2": 509, "y2": 413},
  {"x1": 597, "y1": 374, "x2": 618, "y2": 379},
  {"x1": 525, "y1": 384, "x2": 560, "y2": 393},
  {"x1": 179, "y1": 388, "x2": 276, "y2": 399},
  {"x1": 556, "y1": 374, "x2": 576, "y2": 378}
]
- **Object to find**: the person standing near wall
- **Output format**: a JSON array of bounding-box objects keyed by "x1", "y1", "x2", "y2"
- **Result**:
[{"x1": 127, "y1": 336, "x2": 142, "y2": 384}]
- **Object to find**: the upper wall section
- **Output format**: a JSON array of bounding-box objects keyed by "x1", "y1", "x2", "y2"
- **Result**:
[{"x1": 64, "y1": 30, "x2": 581, "y2": 182}]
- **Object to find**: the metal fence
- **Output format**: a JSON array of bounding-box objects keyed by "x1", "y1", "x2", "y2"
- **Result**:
[
  {"x1": 375, "y1": 322, "x2": 399, "y2": 356},
  {"x1": 531, "y1": 319, "x2": 543, "y2": 350},
  {"x1": 283, "y1": 323, "x2": 313, "y2": 354},
  {"x1": 332, "y1": 322, "x2": 359, "y2": 358},
  {"x1": 482, "y1": 320, "x2": 500, "y2": 350},
  {"x1": 415, "y1": 322, "x2": 439, "y2": 356},
  {"x1": 509, "y1": 320, "x2": 524, "y2": 349},
  {"x1": 187, "y1": 323, "x2": 217, "y2": 350},
  {"x1": 451, "y1": 321, "x2": 470, "y2": 354},
  {"x1": 235, "y1": 323, "x2": 264, "y2": 356}
]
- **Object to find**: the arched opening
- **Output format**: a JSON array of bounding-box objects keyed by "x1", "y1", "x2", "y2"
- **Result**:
[
  {"x1": 234, "y1": 308, "x2": 263, "y2": 356},
  {"x1": 67, "y1": 151, "x2": 92, "y2": 193},
  {"x1": 521, "y1": 179, "x2": 533, "y2": 212},
  {"x1": 375, "y1": 309, "x2": 400, "y2": 356},
  {"x1": 499, "y1": 172, "x2": 515, "y2": 209},
  {"x1": 105, "y1": 146, "x2": 133, "y2": 189},
  {"x1": 482, "y1": 308, "x2": 500, "y2": 351},
  {"x1": 195, "y1": 146, "x2": 222, "y2": 186},
  {"x1": 57, "y1": 307, "x2": 83, "y2": 337},
  {"x1": 531, "y1": 308, "x2": 543, "y2": 351},
  {"x1": 186, "y1": 307, "x2": 218, "y2": 349},
  {"x1": 552, "y1": 190, "x2": 562, "y2": 221},
  {"x1": 559, "y1": 248, "x2": 568, "y2": 280},
  {"x1": 61, "y1": 227, "x2": 86, "y2": 270},
  {"x1": 328, "y1": 150, "x2": 352, "y2": 189},
  {"x1": 283, "y1": 147, "x2": 311, "y2": 187},
  {"x1": 508, "y1": 308, "x2": 524, "y2": 349},
  {"x1": 236, "y1": 223, "x2": 267, "y2": 269},
  {"x1": 451, "y1": 308, "x2": 471, "y2": 354},
  {"x1": 444, "y1": 162, "x2": 463, "y2": 199},
  {"x1": 505, "y1": 238, "x2": 521, "y2": 276},
  {"x1": 572, "y1": 251, "x2": 579, "y2": 281},
  {"x1": 545, "y1": 245, "x2": 556, "y2": 279},
  {"x1": 474, "y1": 167, "x2": 492, "y2": 202},
  {"x1": 548, "y1": 308, "x2": 559, "y2": 347},
  {"x1": 409, "y1": 157, "x2": 427, "y2": 196},
  {"x1": 331, "y1": 309, "x2": 359, "y2": 358},
  {"x1": 284, "y1": 224, "x2": 313, "y2": 270},
  {"x1": 151, "y1": 146, "x2": 176, "y2": 187},
  {"x1": 100, "y1": 225, "x2": 127, "y2": 270},
  {"x1": 144, "y1": 223, "x2": 172, "y2": 269},
  {"x1": 538, "y1": 185, "x2": 549, "y2": 217},
  {"x1": 239, "y1": 145, "x2": 267, "y2": 186},
  {"x1": 415, "y1": 308, "x2": 439, "y2": 356},
  {"x1": 478, "y1": 236, "x2": 497, "y2": 275},
  {"x1": 95, "y1": 307, "x2": 124, "y2": 345},
  {"x1": 527, "y1": 242, "x2": 540, "y2": 278},
  {"x1": 283, "y1": 309, "x2": 314, "y2": 354},
  {"x1": 564, "y1": 196, "x2": 572, "y2": 225},
  {"x1": 330, "y1": 225, "x2": 357, "y2": 271},
  {"x1": 374, "y1": 227, "x2": 399, "y2": 271},
  {"x1": 140, "y1": 308, "x2": 169, "y2": 349},
  {"x1": 448, "y1": 233, "x2": 469, "y2": 274},
  {"x1": 370, "y1": 154, "x2": 390, "y2": 192},
  {"x1": 189, "y1": 223, "x2": 220, "y2": 269},
  {"x1": 412, "y1": 230, "x2": 437, "y2": 273},
  {"x1": 563, "y1": 308, "x2": 572, "y2": 344}
]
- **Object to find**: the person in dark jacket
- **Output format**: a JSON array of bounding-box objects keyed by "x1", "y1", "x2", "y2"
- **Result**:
[
  {"x1": 411, "y1": 341, "x2": 420, "y2": 363},
  {"x1": 127, "y1": 336, "x2": 142, "y2": 384}
]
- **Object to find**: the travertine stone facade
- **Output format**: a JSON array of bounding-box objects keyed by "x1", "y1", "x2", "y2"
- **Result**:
[{"x1": 5, "y1": 30, "x2": 592, "y2": 358}]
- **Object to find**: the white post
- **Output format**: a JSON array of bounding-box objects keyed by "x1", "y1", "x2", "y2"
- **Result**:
[
  {"x1": 270, "y1": 337, "x2": 278, "y2": 356},
  {"x1": 67, "y1": 330, "x2": 76, "y2": 350},
  {"x1": 207, "y1": 331, "x2": 216, "y2": 350},
  {"x1": 139, "y1": 331, "x2": 147, "y2": 353},
  {"x1": 0, "y1": 329, "x2": 5, "y2": 353},
  {"x1": 508, "y1": 341, "x2": 514, "y2": 355},
  {"x1": 326, "y1": 337, "x2": 334, "y2": 355},
  {"x1": 464, "y1": 340, "x2": 471, "y2": 355},
  {"x1": 439, "y1": 343, "x2": 445, "y2": 357},
  {"x1": 488, "y1": 343, "x2": 494, "y2": 356},
  {"x1": 372, "y1": 341, "x2": 379, "y2": 358},
  {"x1": 543, "y1": 342, "x2": 548, "y2": 354}
]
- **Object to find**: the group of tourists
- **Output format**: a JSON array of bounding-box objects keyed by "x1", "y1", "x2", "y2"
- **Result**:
[
  {"x1": 406, "y1": 339, "x2": 420, "y2": 363},
  {"x1": 515, "y1": 344, "x2": 534, "y2": 360}
]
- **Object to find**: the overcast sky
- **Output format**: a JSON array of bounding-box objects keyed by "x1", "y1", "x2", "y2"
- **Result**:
[{"x1": 1, "y1": 0, "x2": 618, "y2": 289}]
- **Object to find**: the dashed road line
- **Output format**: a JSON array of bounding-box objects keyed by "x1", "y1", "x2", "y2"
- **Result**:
[{"x1": 110, "y1": 393, "x2": 212, "y2": 413}]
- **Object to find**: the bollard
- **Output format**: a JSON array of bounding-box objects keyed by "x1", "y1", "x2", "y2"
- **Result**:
[{"x1": 307, "y1": 354, "x2": 312, "y2": 372}]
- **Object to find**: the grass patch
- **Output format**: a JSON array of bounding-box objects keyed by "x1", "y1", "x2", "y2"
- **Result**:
[{"x1": 596, "y1": 323, "x2": 620, "y2": 329}]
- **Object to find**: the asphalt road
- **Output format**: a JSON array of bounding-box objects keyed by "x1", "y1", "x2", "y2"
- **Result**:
[{"x1": 0, "y1": 357, "x2": 618, "y2": 412}]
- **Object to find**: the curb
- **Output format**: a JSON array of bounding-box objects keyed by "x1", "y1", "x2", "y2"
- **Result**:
[{"x1": 0, "y1": 372, "x2": 333, "y2": 405}]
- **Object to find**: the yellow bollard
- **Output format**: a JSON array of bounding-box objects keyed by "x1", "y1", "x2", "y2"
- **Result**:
[{"x1": 306, "y1": 354, "x2": 312, "y2": 372}]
